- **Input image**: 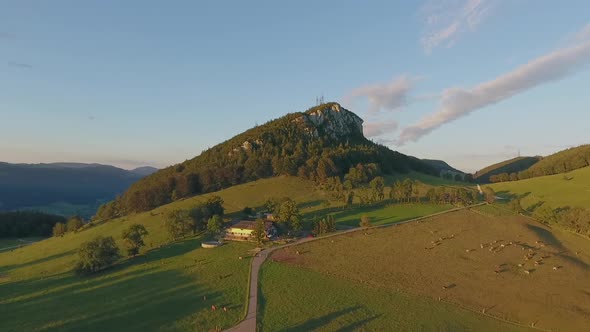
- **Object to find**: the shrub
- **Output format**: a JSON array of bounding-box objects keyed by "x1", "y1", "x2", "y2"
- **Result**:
[
  {"x1": 66, "y1": 216, "x2": 84, "y2": 233},
  {"x1": 52, "y1": 222, "x2": 67, "y2": 237},
  {"x1": 75, "y1": 236, "x2": 120, "y2": 273},
  {"x1": 360, "y1": 215, "x2": 372, "y2": 228}
]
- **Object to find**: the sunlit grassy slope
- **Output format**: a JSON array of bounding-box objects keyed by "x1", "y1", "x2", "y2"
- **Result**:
[
  {"x1": 0, "y1": 174, "x2": 462, "y2": 331},
  {"x1": 0, "y1": 176, "x2": 326, "y2": 331},
  {"x1": 490, "y1": 166, "x2": 590, "y2": 209}
]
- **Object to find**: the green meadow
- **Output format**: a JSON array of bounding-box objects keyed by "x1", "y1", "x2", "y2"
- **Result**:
[
  {"x1": 490, "y1": 166, "x2": 590, "y2": 209},
  {"x1": 327, "y1": 203, "x2": 454, "y2": 227}
]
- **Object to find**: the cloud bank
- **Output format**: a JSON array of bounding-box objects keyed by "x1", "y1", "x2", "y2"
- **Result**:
[
  {"x1": 363, "y1": 120, "x2": 399, "y2": 138},
  {"x1": 347, "y1": 76, "x2": 414, "y2": 113},
  {"x1": 398, "y1": 29, "x2": 590, "y2": 145},
  {"x1": 421, "y1": 0, "x2": 496, "y2": 53}
]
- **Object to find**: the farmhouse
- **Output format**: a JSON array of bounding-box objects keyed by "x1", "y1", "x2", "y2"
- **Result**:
[{"x1": 225, "y1": 220, "x2": 277, "y2": 241}]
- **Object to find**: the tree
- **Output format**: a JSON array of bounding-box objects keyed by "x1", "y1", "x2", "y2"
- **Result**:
[
  {"x1": 345, "y1": 191, "x2": 355, "y2": 209},
  {"x1": 277, "y1": 199, "x2": 301, "y2": 231},
  {"x1": 206, "y1": 215, "x2": 224, "y2": 237},
  {"x1": 165, "y1": 209, "x2": 193, "y2": 240},
  {"x1": 483, "y1": 187, "x2": 496, "y2": 204},
  {"x1": 205, "y1": 196, "x2": 225, "y2": 217},
  {"x1": 454, "y1": 174, "x2": 463, "y2": 182},
  {"x1": 242, "y1": 207, "x2": 254, "y2": 217},
  {"x1": 75, "y1": 236, "x2": 120, "y2": 274},
  {"x1": 359, "y1": 215, "x2": 371, "y2": 228},
  {"x1": 426, "y1": 188, "x2": 436, "y2": 203},
  {"x1": 66, "y1": 215, "x2": 84, "y2": 233},
  {"x1": 52, "y1": 222, "x2": 67, "y2": 237},
  {"x1": 369, "y1": 176, "x2": 385, "y2": 201},
  {"x1": 122, "y1": 224, "x2": 149, "y2": 256},
  {"x1": 402, "y1": 179, "x2": 413, "y2": 203},
  {"x1": 252, "y1": 218, "x2": 266, "y2": 246},
  {"x1": 508, "y1": 198, "x2": 524, "y2": 213}
]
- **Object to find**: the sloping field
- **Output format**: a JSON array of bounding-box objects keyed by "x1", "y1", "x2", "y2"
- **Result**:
[
  {"x1": 0, "y1": 176, "x2": 326, "y2": 331},
  {"x1": 266, "y1": 209, "x2": 590, "y2": 331},
  {"x1": 490, "y1": 166, "x2": 590, "y2": 209}
]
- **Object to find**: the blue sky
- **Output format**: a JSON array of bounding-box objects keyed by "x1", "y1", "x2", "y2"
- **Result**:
[{"x1": 1, "y1": 1, "x2": 589, "y2": 172}]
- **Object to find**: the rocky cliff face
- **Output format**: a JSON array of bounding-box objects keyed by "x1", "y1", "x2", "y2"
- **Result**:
[
  {"x1": 232, "y1": 103, "x2": 365, "y2": 154},
  {"x1": 294, "y1": 103, "x2": 364, "y2": 139}
]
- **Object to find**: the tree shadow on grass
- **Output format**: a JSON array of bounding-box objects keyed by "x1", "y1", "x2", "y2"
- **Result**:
[
  {"x1": 281, "y1": 306, "x2": 364, "y2": 332},
  {"x1": 525, "y1": 224, "x2": 588, "y2": 270},
  {"x1": 1, "y1": 237, "x2": 204, "y2": 309},
  {"x1": 0, "y1": 249, "x2": 76, "y2": 274},
  {"x1": 1, "y1": 267, "x2": 227, "y2": 332}
]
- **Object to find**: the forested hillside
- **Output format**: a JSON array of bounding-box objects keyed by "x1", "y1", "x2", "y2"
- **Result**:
[
  {"x1": 518, "y1": 145, "x2": 590, "y2": 179},
  {"x1": 474, "y1": 156, "x2": 541, "y2": 183},
  {"x1": 103, "y1": 103, "x2": 436, "y2": 217},
  {"x1": 484, "y1": 145, "x2": 590, "y2": 183}
]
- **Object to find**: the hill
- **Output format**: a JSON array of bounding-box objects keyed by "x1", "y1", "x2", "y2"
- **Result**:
[
  {"x1": 130, "y1": 166, "x2": 159, "y2": 176},
  {"x1": 0, "y1": 176, "x2": 328, "y2": 331},
  {"x1": 518, "y1": 144, "x2": 590, "y2": 179},
  {"x1": 473, "y1": 156, "x2": 541, "y2": 183},
  {"x1": 0, "y1": 162, "x2": 155, "y2": 217},
  {"x1": 112, "y1": 102, "x2": 436, "y2": 215},
  {"x1": 490, "y1": 166, "x2": 590, "y2": 210},
  {"x1": 421, "y1": 159, "x2": 463, "y2": 174}
]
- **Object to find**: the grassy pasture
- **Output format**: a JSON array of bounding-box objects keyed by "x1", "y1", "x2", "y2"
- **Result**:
[
  {"x1": 259, "y1": 262, "x2": 531, "y2": 332},
  {"x1": 264, "y1": 209, "x2": 590, "y2": 331},
  {"x1": 490, "y1": 166, "x2": 590, "y2": 209},
  {"x1": 0, "y1": 237, "x2": 45, "y2": 251},
  {"x1": 326, "y1": 203, "x2": 454, "y2": 227},
  {"x1": 0, "y1": 238, "x2": 253, "y2": 331}
]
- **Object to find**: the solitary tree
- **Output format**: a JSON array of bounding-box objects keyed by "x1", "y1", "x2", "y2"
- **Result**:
[
  {"x1": 75, "y1": 236, "x2": 120, "y2": 274},
  {"x1": 66, "y1": 215, "x2": 84, "y2": 233},
  {"x1": 360, "y1": 215, "x2": 372, "y2": 228},
  {"x1": 165, "y1": 209, "x2": 193, "y2": 240},
  {"x1": 52, "y1": 222, "x2": 67, "y2": 237},
  {"x1": 122, "y1": 224, "x2": 149, "y2": 256}
]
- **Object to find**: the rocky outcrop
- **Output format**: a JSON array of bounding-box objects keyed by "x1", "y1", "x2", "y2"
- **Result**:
[{"x1": 294, "y1": 103, "x2": 364, "y2": 139}]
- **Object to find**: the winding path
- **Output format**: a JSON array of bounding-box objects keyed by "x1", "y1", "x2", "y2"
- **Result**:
[{"x1": 226, "y1": 203, "x2": 485, "y2": 332}]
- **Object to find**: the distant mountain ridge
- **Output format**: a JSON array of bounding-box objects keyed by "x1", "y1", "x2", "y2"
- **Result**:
[
  {"x1": 421, "y1": 159, "x2": 464, "y2": 174},
  {"x1": 0, "y1": 162, "x2": 157, "y2": 216},
  {"x1": 109, "y1": 102, "x2": 437, "y2": 215}
]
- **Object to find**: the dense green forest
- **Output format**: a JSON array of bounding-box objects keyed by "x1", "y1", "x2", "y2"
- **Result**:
[
  {"x1": 99, "y1": 103, "x2": 436, "y2": 218},
  {"x1": 486, "y1": 145, "x2": 590, "y2": 183},
  {"x1": 0, "y1": 211, "x2": 66, "y2": 237}
]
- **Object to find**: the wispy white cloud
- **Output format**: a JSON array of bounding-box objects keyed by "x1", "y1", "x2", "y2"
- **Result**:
[
  {"x1": 420, "y1": 0, "x2": 497, "y2": 53},
  {"x1": 398, "y1": 25, "x2": 590, "y2": 145},
  {"x1": 363, "y1": 120, "x2": 399, "y2": 138},
  {"x1": 346, "y1": 76, "x2": 414, "y2": 113}
]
